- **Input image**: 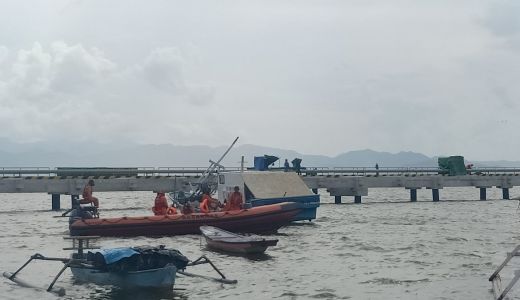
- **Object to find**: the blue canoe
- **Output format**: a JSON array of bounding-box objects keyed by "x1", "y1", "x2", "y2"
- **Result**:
[{"x1": 70, "y1": 264, "x2": 178, "y2": 288}]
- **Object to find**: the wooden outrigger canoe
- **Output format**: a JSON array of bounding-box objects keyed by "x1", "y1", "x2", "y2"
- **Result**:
[{"x1": 3, "y1": 236, "x2": 236, "y2": 296}]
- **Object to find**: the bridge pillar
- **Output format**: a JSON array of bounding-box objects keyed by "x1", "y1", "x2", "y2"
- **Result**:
[
  {"x1": 502, "y1": 188, "x2": 510, "y2": 200},
  {"x1": 410, "y1": 189, "x2": 417, "y2": 202},
  {"x1": 432, "y1": 189, "x2": 440, "y2": 202},
  {"x1": 312, "y1": 188, "x2": 318, "y2": 195},
  {"x1": 479, "y1": 188, "x2": 487, "y2": 200},
  {"x1": 354, "y1": 196, "x2": 362, "y2": 204},
  {"x1": 51, "y1": 194, "x2": 60, "y2": 211},
  {"x1": 334, "y1": 196, "x2": 342, "y2": 204}
]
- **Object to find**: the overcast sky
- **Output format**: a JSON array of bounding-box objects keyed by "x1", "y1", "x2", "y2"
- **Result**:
[{"x1": 0, "y1": 0, "x2": 519, "y2": 160}]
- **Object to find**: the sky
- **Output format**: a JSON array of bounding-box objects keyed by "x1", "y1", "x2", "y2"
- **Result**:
[{"x1": 0, "y1": 0, "x2": 519, "y2": 160}]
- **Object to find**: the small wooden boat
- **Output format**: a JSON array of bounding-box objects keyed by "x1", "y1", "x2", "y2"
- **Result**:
[
  {"x1": 200, "y1": 226, "x2": 278, "y2": 254},
  {"x1": 70, "y1": 202, "x2": 301, "y2": 237}
]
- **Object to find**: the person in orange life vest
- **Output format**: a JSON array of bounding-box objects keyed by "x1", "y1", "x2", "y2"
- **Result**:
[
  {"x1": 199, "y1": 192, "x2": 211, "y2": 213},
  {"x1": 200, "y1": 192, "x2": 219, "y2": 213},
  {"x1": 80, "y1": 179, "x2": 99, "y2": 208},
  {"x1": 225, "y1": 186, "x2": 243, "y2": 211},
  {"x1": 152, "y1": 192, "x2": 169, "y2": 215}
]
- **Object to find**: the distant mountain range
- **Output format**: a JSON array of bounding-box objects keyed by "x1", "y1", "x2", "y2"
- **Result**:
[{"x1": 0, "y1": 139, "x2": 519, "y2": 168}]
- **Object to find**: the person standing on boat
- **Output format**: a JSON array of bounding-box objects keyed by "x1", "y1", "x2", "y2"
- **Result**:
[
  {"x1": 152, "y1": 192, "x2": 169, "y2": 215},
  {"x1": 284, "y1": 159, "x2": 290, "y2": 172},
  {"x1": 225, "y1": 186, "x2": 243, "y2": 211},
  {"x1": 80, "y1": 179, "x2": 99, "y2": 208}
]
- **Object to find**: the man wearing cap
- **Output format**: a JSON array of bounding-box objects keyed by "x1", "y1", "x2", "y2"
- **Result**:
[{"x1": 80, "y1": 179, "x2": 99, "y2": 208}]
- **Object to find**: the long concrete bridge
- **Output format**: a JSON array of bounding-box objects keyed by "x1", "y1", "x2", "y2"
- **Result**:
[{"x1": 0, "y1": 167, "x2": 519, "y2": 210}]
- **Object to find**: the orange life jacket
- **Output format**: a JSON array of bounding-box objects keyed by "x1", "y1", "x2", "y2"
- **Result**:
[
  {"x1": 152, "y1": 194, "x2": 169, "y2": 215},
  {"x1": 200, "y1": 194, "x2": 211, "y2": 213},
  {"x1": 167, "y1": 206, "x2": 177, "y2": 215}
]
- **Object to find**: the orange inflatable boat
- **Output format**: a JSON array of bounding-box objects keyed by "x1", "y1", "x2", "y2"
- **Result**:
[{"x1": 70, "y1": 202, "x2": 301, "y2": 237}]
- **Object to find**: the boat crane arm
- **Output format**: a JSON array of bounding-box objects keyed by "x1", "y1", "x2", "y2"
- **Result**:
[
  {"x1": 184, "y1": 136, "x2": 238, "y2": 199},
  {"x1": 198, "y1": 136, "x2": 239, "y2": 184}
]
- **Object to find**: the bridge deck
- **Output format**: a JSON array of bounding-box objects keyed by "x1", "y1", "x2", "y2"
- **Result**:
[{"x1": 0, "y1": 167, "x2": 519, "y2": 209}]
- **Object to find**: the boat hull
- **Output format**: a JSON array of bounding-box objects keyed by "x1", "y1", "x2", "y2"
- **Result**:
[
  {"x1": 250, "y1": 194, "x2": 320, "y2": 221},
  {"x1": 70, "y1": 265, "x2": 177, "y2": 289},
  {"x1": 70, "y1": 202, "x2": 301, "y2": 237},
  {"x1": 200, "y1": 225, "x2": 278, "y2": 254},
  {"x1": 205, "y1": 238, "x2": 277, "y2": 254}
]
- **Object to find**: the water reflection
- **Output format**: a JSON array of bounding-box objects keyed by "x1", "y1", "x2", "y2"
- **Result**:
[
  {"x1": 202, "y1": 246, "x2": 274, "y2": 261},
  {"x1": 85, "y1": 285, "x2": 188, "y2": 300}
]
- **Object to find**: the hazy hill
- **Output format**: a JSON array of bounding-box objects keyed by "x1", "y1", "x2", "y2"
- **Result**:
[{"x1": 0, "y1": 139, "x2": 517, "y2": 168}]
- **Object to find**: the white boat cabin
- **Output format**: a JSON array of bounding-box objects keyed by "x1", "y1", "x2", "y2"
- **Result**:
[{"x1": 216, "y1": 171, "x2": 313, "y2": 203}]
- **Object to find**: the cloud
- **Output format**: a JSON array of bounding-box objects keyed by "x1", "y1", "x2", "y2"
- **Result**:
[
  {"x1": 0, "y1": 46, "x2": 8, "y2": 64},
  {"x1": 480, "y1": 1, "x2": 520, "y2": 50},
  {"x1": 137, "y1": 47, "x2": 215, "y2": 105},
  {"x1": 140, "y1": 47, "x2": 186, "y2": 94},
  {"x1": 6, "y1": 42, "x2": 116, "y2": 104},
  {"x1": 186, "y1": 84, "x2": 216, "y2": 106},
  {"x1": 482, "y1": 1, "x2": 520, "y2": 37},
  {"x1": 0, "y1": 2, "x2": 519, "y2": 161},
  {"x1": 50, "y1": 41, "x2": 116, "y2": 93},
  {"x1": 0, "y1": 42, "x2": 217, "y2": 144},
  {"x1": 10, "y1": 43, "x2": 52, "y2": 100}
]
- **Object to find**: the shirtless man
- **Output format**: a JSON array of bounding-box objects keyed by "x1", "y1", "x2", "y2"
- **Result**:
[{"x1": 80, "y1": 179, "x2": 99, "y2": 208}]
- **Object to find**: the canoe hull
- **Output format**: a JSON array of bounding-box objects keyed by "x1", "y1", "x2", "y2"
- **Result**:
[
  {"x1": 70, "y1": 265, "x2": 177, "y2": 289},
  {"x1": 205, "y1": 239, "x2": 277, "y2": 254},
  {"x1": 70, "y1": 202, "x2": 301, "y2": 237}
]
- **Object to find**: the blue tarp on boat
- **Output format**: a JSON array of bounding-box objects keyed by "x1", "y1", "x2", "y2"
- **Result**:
[{"x1": 92, "y1": 247, "x2": 139, "y2": 264}]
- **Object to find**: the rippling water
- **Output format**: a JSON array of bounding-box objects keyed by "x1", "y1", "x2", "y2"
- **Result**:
[{"x1": 2, "y1": 187, "x2": 520, "y2": 300}]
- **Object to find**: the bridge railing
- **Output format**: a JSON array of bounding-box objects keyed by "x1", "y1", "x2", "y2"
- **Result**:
[
  {"x1": 0, "y1": 167, "x2": 53, "y2": 177},
  {"x1": 301, "y1": 167, "x2": 441, "y2": 176},
  {"x1": 0, "y1": 166, "x2": 519, "y2": 177},
  {"x1": 0, "y1": 167, "x2": 244, "y2": 177},
  {"x1": 157, "y1": 167, "x2": 241, "y2": 176}
]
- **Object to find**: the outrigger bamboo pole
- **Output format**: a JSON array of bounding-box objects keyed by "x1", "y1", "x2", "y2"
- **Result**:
[
  {"x1": 181, "y1": 255, "x2": 238, "y2": 284},
  {"x1": 4, "y1": 253, "x2": 71, "y2": 296}
]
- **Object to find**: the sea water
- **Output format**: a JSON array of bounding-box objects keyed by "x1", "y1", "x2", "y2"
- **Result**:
[{"x1": 1, "y1": 187, "x2": 520, "y2": 300}]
